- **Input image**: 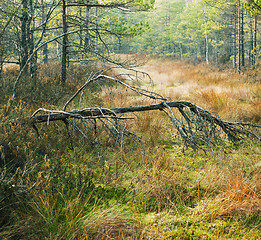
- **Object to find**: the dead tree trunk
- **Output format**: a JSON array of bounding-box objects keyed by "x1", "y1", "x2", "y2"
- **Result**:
[
  {"x1": 9, "y1": 65, "x2": 261, "y2": 150},
  {"x1": 23, "y1": 100, "x2": 260, "y2": 150}
]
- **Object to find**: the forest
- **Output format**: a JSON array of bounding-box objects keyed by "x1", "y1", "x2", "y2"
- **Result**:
[{"x1": 0, "y1": 0, "x2": 260, "y2": 239}]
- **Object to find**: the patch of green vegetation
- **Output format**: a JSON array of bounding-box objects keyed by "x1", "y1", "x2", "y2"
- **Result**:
[{"x1": 142, "y1": 209, "x2": 261, "y2": 239}]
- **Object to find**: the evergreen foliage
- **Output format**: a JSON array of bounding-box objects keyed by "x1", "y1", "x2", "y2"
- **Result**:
[{"x1": 125, "y1": 0, "x2": 260, "y2": 68}]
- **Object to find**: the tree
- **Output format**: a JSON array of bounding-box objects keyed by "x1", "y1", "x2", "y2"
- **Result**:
[
  {"x1": 61, "y1": 0, "x2": 67, "y2": 85},
  {"x1": 20, "y1": 0, "x2": 29, "y2": 75},
  {"x1": 246, "y1": 0, "x2": 261, "y2": 13},
  {"x1": 5, "y1": 0, "x2": 155, "y2": 101},
  {"x1": 125, "y1": 0, "x2": 260, "y2": 68},
  {"x1": 0, "y1": 1, "x2": 17, "y2": 77}
]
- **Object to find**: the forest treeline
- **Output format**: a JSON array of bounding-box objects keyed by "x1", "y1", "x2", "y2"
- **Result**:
[
  {"x1": 0, "y1": 0, "x2": 260, "y2": 87},
  {"x1": 125, "y1": 0, "x2": 261, "y2": 72},
  {"x1": 0, "y1": 0, "x2": 155, "y2": 86}
]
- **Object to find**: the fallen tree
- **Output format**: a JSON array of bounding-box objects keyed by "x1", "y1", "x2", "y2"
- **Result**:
[
  {"x1": 14, "y1": 68, "x2": 259, "y2": 150},
  {"x1": 26, "y1": 100, "x2": 260, "y2": 149}
]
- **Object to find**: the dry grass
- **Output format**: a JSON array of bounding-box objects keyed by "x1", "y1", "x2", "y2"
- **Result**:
[
  {"x1": 83, "y1": 206, "x2": 137, "y2": 239},
  {"x1": 138, "y1": 59, "x2": 261, "y2": 122},
  {"x1": 214, "y1": 173, "x2": 261, "y2": 218},
  {"x1": 1, "y1": 59, "x2": 260, "y2": 239}
]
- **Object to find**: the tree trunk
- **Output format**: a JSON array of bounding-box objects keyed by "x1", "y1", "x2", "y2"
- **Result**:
[
  {"x1": 95, "y1": 7, "x2": 98, "y2": 52},
  {"x1": 253, "y1": 14, "x2": 257, "y2": 67},
  {"x1": 61, "y1": 0, "x2": 67, "y2": 85},
  {"x1": 214, "y1": 35, "x2": 218, "y2": 66},
  {"x1": 0, "y1": 38, "x2": 3, "y2": 79},
  {"x1": 249, "y1": 14, "x2": 253, "y2": 66},
  {"x1": 41, "y1": 0, "x2": 48, "y2": 63},
  {"x1": 84, "y1": 5, "x2": 90, "y2": 51},
  {"x1": 179, "y1": 42, "x2": 183, "y2": 60},
  {"x1": 204, "y1": 3, "x2": 209, "y2": 64},
  {"x1": 29, "y1": 0, "x2": 37, "y2": 81},
  {"x1": 79, "y1": 8, "x2": 83, "y2": 49},
  {"x1": 237, "y1": 0, "x2": 241, "y2": 73},
  {"x1": 0, "y1": 56, "x2": 3, "y2": 79},
  {"x1": 21, "y1": 0, "x2": 29, "y2": 75},
  {"x1": 233, "y1": 8, "x2": 237, "y2": 69},
  {"x1": 241, "y1": 4, "x2": 245, "y2": 67}
]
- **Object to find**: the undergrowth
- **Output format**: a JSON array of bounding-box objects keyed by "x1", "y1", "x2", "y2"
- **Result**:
[{"x1": 0, "y1": 60, "x2": 260, "y2": 239}]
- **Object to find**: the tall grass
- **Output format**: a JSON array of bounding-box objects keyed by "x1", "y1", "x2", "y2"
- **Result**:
[
  {"x1": 141, "y1": 59, "x2": 261, "y2": 122},
  {"x1": 0, "y1": 59, "x2": 260, "y2": 239}
]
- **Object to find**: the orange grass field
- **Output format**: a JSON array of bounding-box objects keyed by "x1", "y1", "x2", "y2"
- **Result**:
[{"x1": 138, "y1": 59, "x2": 261, "y2": 123}]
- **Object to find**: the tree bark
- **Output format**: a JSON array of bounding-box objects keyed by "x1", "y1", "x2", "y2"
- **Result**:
[
  {"x1": 21, "y1": 0, "x2": 29, "y2": 75},
  {"x1": 249, "y1": 14, "x2": 253, "y2": 66},
  {"x1": 29, "y1": 0, "x2": 37, "y2": 81},
  {"x1": 79, "y1": 8, "x2": 83, "y2": 49},
  {"x1": 204, "y1": 3, "x2": 209, "y2": 64},
  {"x1": 84, "y1": 5, "x2": 90, "y2": 51},
  {"x1": 61, "y1": 0, "x2": 67, "y2": 85},
  {"x1": 233, "y1": 8, "x2": 237, "y2": 69},
  {"x1": 237, "y1": 0, "x2": 241, "y2": 73},
  {"x1": 41, "y1": 0, "x2": 48, "y2": 63},
  {"x1": 241, "y1": 4, "x2": 245, "y2": 67},
  {"x1": 179, "y1": 42, "x2": 183, "y2": 60},
  {"x1": 253, "y1": 14, "x2": 257, "y2": 67},
  {"x1": 30, "y1": 102, "x2": 177, "y2": 123}
]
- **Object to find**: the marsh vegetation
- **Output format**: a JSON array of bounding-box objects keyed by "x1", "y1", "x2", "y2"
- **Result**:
[
  {"x1": 0, "y1": 0, "x2": 261, "y2": 239},
  {"x1": 1, "y1": 58, "x2": 260, "y2": 239}
]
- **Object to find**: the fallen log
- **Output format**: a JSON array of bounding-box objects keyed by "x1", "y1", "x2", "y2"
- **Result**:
[
  {"x1": 8, "y1": 68, "x2": 261, "y2": 149},
  {"x1": 30, "y1": 101, "x2": 181, "y2": 123},
  {"x1": 24, "y1": 100, "x2": 260, "y2": 149}
]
